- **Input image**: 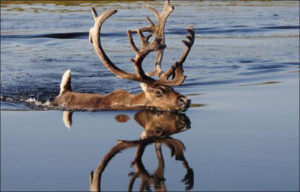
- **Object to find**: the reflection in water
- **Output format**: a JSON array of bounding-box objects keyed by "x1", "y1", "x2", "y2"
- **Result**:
[
  {"x1": 92, "y1": 111, "x2": 193, "y2": 191},
  {"x1": 62, "y1": 111, "x2": 72, "y2": 129},
  {"x1": 61, "y1": 110, "x2": 193, "y2": 191},
  {"x1": 134, "y1": 111, "x2": 191, "y2": 139},
  {"x1": 115, "y1": 114, "x2": 130, "y2": 123}
]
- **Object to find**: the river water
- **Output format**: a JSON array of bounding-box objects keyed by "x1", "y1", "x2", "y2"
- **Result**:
[
  {"x1": 1, "y1": 0, "x2": 299, "y2": 103},
  {"x1": 1, "y1": 0, "x2": 299, "y2": 191}
]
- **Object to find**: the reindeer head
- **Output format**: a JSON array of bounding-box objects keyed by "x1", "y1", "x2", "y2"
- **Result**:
[
  {"x1": 89, "y1": 0, "x2": 195, "y2": 112},
  {"x1": 140, "y1": 83, "x2": 190, "y2": 112}
]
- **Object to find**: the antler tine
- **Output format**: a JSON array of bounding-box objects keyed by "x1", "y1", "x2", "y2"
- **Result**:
[
  {"x1": 144, "y1": 5, "x2": 160, "y2": 22},
  {"x1": 127, "y1": 0, "x2": 174, "y2": 79},
  {"x1": 127, "y1": 30, "x2": 139, "y2": 54},
  {"x1": 145, "y1": 0, "x2": 174, "y2": 78},
  {"x1": 90, "y1": 2, "x2": 193, "y2": 88},
  {"x1": 125, "y1": 1, "x2": 195, "y2": 87},
  {"x1": 156, "y1": 25, "x2": 195, "y2": 86},
  {"x1": 89, "y1": 140, "x2": 137, "y2": 192},
  {"x1": 145, "y1": 16, "x2": 155, "y2": 27},
  {"x1": 89, "y1": 8, "x2": 156, "y2": 85},
  {"x1": 178, "y1": 25, "x2": 195, "y2": 65}
]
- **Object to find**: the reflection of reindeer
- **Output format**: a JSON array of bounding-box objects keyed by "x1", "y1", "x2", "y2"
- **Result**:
[
  {"x1": 53, "y1": 0, "x2": 194, "y2": 112},
  {"x1": 134, "y1": 110, "x2": 190, "y2": 139},
  {"x1": 89, "y1": 111, "x2": 193, "y2": 192}
]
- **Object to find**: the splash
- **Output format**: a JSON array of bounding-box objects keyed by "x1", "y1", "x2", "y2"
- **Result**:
[{"x1": 1, "y1": 96, "x2": 56, "y2": 111}]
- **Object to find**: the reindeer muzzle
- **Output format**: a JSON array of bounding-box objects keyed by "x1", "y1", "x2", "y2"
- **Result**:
[{"x1": 177, "y1": 95, "x2": 191, "y2": 112}]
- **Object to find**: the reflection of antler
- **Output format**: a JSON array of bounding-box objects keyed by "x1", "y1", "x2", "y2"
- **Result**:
[
  {"x1": 89, "y1": 139, "x2": 150, "y2": 192},
  {"x1": 132, "y1": 137, "x2": 194, "y2": 191},
  {"x1": 89, "y1": 110, "x2": 193, "y2": 191},
  {"x1": 89, "y1": 141, "x2": 138, "y2": 192},
  {"x1": 182, "y1": 159, "x2": 194, "y2": 191},
  {"x1": 153, "y1": 143, "x2": 166, "y2": 191},
  {"x1": 163, "y1": 138, "x2": 194, "y2": 190},
  {"x1": 127, "y1": 143, "x2": 166, "y2": 192},
  {"x1": 90, "y1": 137, "x2": 193, "y2": 191}
]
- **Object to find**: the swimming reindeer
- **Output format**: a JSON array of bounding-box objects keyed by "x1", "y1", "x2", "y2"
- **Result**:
[{"x1": 53, "y1": 0, "x2": 195, "y2": 112}]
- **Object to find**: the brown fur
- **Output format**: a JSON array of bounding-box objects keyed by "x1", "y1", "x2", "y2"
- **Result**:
[{"x1": 53, "y1": 84, "x2": 190, "y2": 112}]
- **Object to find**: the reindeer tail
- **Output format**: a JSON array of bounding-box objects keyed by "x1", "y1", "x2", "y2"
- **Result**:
[{"x1": 59, "y1": 69, "x2": 72, "y2": 95}]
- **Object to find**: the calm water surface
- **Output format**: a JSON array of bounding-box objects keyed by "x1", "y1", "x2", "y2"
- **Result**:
[{"x1": 1, "y1": 0, "x2": 299, "y2": 191}]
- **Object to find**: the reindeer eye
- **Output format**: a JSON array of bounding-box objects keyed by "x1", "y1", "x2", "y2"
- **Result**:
[
  {"x1": 154, "y1": 89, "x2": 163, "y2": 97},
  {"x1": 155, "y1": 127, "x2": 163, "y2": 136}
]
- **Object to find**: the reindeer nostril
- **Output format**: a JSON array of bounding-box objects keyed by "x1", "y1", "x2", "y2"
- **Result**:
[
  {"x1": 187, "y1": 98, "x2": 191, "y2": 105},
  {"x1": 178, "y1": 96, "x2": 187, "y2": 104}
]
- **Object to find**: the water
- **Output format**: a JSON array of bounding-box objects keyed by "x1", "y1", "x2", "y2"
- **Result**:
[
  {"x1": 1, "y1": 0, "x2": 299, "y2": 104},
  {"x1": 1, "y1": 1, "x2": 299, "y2": 191},
  {"x1": 2, "y1": 79, "x2": 299, "y2": 191}
]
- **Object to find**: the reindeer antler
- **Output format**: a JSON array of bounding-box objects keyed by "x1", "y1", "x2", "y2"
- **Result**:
[
  {"x1": 139, "y1": 0, "x2": 195, "y2": 86},
  {"x1": 89, "y1": 8, "x2": 155, "y2": 85},
  {"x1": 129, "y1": 0, "x2": 174, "y2": 78},
  {"x1": 159, "y1": 25, "x2": 195, "y2": 83},
  {"x1": 89, "y1": 0, "x2": 194, "y2": 87}
]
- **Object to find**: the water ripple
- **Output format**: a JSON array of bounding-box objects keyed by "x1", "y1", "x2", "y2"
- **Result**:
[
  {"x1": 1, "y1": 2, "x2": 299, "y2": 109},
  {"x1": 1, "y1": 25, "x2": 298, "y2": 40}
]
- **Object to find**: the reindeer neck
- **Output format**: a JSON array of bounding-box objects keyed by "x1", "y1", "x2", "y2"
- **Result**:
[{"x1": 109, "y1": 90, "x2": 148, "y2": 110}]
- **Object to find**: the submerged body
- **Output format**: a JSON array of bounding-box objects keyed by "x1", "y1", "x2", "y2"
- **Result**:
[
  {"x1": 53, "y1": 70, "x2": 190, "y2": 112},
  {"x1": 54, "y1": 90, "x2": 151, "y2": 111}
]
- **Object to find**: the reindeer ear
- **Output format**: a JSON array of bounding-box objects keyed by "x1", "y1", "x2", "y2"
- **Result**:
[
  {"x1": 140, "y1": 83, "x2": 150, "y2": 92},
  {"x1": 134, "y1": 111, "x2": 148, "y2": 128}
]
